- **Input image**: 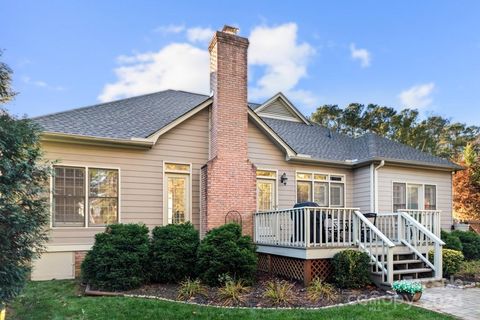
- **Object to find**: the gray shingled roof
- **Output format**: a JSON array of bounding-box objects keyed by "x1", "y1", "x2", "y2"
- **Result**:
[
  {"x1": 263, "y1": 117, "x2": 460, "y2": 169},
  {"x1": 34, "y1": 90, "x2": 210, "y2": 139},
  {"x1": 34, "y1": 89, "x2": 460, "y2": 169}
]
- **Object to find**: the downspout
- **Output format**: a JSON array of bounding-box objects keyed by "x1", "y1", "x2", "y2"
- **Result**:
[{"x1": 374, "y1": 160, "x2": 385, "y2": 212}]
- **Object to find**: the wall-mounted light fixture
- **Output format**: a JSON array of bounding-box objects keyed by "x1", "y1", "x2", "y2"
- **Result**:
[{"x1": 280, "y1": 173, "x2": 288, "y2": 185}]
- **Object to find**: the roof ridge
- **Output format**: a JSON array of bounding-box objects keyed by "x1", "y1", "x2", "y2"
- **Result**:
[{"x1": 32, "y1": 89, "x2": 208, "y2": 120}]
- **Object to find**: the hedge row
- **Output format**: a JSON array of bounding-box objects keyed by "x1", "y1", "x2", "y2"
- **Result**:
[{"x1": 81, "y1": 223, "x2": 257, "y2": 291}]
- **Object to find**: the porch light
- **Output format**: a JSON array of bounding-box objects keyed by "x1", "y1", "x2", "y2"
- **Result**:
[{"x1": 280, "y1": 173, "x2": 288, "y2": 185}]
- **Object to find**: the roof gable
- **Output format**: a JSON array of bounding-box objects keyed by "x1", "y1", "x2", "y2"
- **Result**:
[{"x1": 254, "y1": 93, "x2": 310, "y2": 124}]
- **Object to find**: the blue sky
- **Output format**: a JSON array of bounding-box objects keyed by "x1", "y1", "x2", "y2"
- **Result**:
[{"x1": 2, "y1": 1, "x2": 480, "y2": 124}]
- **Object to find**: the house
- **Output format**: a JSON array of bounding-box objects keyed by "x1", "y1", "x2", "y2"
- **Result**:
[{"x1": 31, "y1": 26, "x2": 460, "y2": 285}]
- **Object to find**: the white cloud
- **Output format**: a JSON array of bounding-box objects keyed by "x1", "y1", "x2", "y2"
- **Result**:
[
  {"x1": 248, "y1": 23, "x2": 317, "y2": 107},
  {"x1": 98, "y1": 43, "x2": 209, "y2": 102},
  {"x1": 349, "y1": 43, "x2": 371, "y2": 68},
  {"x1": 153, "y1": 24, "x2": 185, "y2": 34},
  {"x1": 186, "y1": 27, "x2": 214, "y2": 43},
  {"x1": 99, "y1": 23, "x2": 318, "y2": 108},
  {"x1": 398, "y1": 82, "x2": 435, "y2": 108},
  {"x1": 23, "y1": 76, "x2": 64, "y2": 91}
]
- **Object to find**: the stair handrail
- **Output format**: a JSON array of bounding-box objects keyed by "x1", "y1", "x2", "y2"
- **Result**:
[
  {"x1": 353, "y1": 210, "x2": 395, "y2": 284},
  {"x1": 398, "y1": 211, "x2": 445, "y2": 279}
]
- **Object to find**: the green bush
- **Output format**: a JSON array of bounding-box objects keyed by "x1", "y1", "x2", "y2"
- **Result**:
[
  {"x1": 441, "y1": 230, "x2": 463, "y2": 251},
  {"x1": 150, "y1": 223, "x2": 199, "y2": 283},
  {"x1": 196, "y1": 223, "x2": 257, "y2": 286},
  {"x1": 81, "y1": 223, "x2": 150, "y2": 291},
  {"x1": 429, "y1": 248, "x2": 464, "y2": 277},
  {"x1": 451, "y1": 230, "x2": 480, "y2": 260},
  {"x1": 455, "y1": 260, "x2": 480, "y2": 280},
  {"x1": 332, "y1": 250, "x2": 371, "y2": 288}
]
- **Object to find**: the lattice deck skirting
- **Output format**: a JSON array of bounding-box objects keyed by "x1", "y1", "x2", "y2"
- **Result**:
[{"x1": 257, "y1": 253, "x2": 333, "y2": 285}]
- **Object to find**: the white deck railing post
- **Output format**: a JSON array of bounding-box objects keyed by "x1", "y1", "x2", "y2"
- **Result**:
[{"x1": 304, "y1": 208, "x2": 310, "y2": 248}]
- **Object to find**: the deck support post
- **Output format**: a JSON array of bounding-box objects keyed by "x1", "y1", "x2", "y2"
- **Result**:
[{"x1": 304, "y1": 259, "x2": 312, "y2": 286}]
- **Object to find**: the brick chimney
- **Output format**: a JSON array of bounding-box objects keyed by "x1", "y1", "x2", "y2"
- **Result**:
[{"x1": 200, "y1": 26, "x2": 257, "y2": 236}]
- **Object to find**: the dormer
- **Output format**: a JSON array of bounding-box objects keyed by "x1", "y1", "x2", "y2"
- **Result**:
[{"x1": 253, "y1": 92, "x2": 310, "y2": 124}]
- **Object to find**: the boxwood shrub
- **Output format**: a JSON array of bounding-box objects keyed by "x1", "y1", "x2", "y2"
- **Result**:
[
  {"x1": 150, "y1": 222, "x2": 199, "y2": 283},
  {"x1": 81, "y1": 223, "x2": 150, "y2": 291},
  {"x1": 429, "y1": 248, "x2": 464, "y2": 277},
  {"x1": 196, "y1": 223, "x2": 257, "y2": 286},
  {"x1": 332, "y1": 250, "x2": 371, "y2": 288},
  {"x1": 441, "y1": 230, "x2": 463, "y2": 252},
  {"x1": 451, "y1": 230, "x2": 480, "y2": 260}
]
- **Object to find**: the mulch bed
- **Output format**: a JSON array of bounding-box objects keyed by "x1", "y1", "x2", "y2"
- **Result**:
[{"x1": 122, "y1": 272, "x2": 386, "y2": 308}]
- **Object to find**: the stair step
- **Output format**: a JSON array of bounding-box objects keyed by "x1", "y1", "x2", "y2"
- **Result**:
[
  {"x1": 392, "y1": 259, "x2": 423, "y2": 265},
  {"x1": 393, "y1": 268, "x2": 432, "y2": 275}
]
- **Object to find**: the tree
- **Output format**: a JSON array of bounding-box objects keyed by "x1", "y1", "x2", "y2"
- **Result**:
[
  {"x1": 0, "y1": 57, "x2": 50, "y2": 312},
  {"x1": 310, "y1": 103, "x2": 480, "y2": 160},
  {"x1": 0, "y1": 51, "x2": 17, "y2": 104},
  {"x1": 453, "y1": 145, "x2": 480, "y2": 221}
]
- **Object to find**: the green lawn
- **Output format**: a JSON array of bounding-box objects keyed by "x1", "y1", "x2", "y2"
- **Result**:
[{"x1": 7, "y1": 280, "x2": 453, "y2": 320}]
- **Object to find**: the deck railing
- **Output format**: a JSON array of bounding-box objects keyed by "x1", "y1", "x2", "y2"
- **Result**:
[
  {"x1": 398, "y1": 211, "x2": 445, "y2": 279},
  {"x1": 254, "y1": 208, "x2": 358, "y2": 248},
  {"x1": 353, "y1": 210, "x2": 395, "y2": 284}
]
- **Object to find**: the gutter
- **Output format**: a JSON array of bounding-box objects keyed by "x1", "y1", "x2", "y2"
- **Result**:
[
  {"x1": 41, "y1": 132, "x2": 155, "y2": 149},
  {"x1": 374, "y1": 160, "x2": 385, "y2": 212}
]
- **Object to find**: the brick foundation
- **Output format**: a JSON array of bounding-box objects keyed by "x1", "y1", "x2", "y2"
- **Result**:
[{"x1": 74, "y1": 251, "x2": 87, "y2": 278}]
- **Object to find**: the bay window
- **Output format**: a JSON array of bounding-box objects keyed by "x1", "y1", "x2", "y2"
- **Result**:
[
  {"x1": 392, "y1": 182, "x2": 437, "y2": 211},
  {"x1": 52, "y1": 165, "x2": 119, "y2": 227},
  {"x1": 296, "y1": 172, "x2": 345, "y2": 207}
]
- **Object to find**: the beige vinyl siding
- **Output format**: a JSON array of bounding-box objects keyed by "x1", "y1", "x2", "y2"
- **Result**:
[
  {"x1": 376, "y1": 165, "x2": 453, "y2": 229},
  {"x1": 42, "y1": 107, "x2": 209, "y2": 247},
  {"x1": 248, "y1": 120, "x2": 354, "y2": 209},
  {"x1": 257, "y1": 99, "x2": 302, "y2": 122},
  {"x1": 353, "y1": 165, "x2": 372, "y2": 212}
]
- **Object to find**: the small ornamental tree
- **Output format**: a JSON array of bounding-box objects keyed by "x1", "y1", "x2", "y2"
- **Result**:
[
  {"x1": 453, "y1": 144, "x2": 480, "y2": 222},
  {"x1": 0, "y1": 110, "x2": 51, "y2": 310}
]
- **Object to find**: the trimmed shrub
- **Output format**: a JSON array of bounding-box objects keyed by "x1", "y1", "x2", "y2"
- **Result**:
[
  {"x1": 441, "y1": 230, "x2": 463, "y2": 252},
  {"x1": 429, "y1": 248, "x2": 464, "y2": 277},
  {"x1": 332, "y1": 250, "x2": 371, "y2": 288},
  {"x1": 455, "y1": 260, "x2": 480, "y2": 281},
  {"x1": 150, "y1": 223, "x2": 199, "y2": 283},
  {"x1": 81, "y1": 223, "x2": 150, "y2": 291},
  {"x1": 196, "y1": 223, "x2": 257, "y2": 286},
  {"x1": 451, "y1": 230, "x2": 480, "y2": 260}
]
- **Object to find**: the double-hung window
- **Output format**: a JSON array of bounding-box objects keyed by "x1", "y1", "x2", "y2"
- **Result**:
[
  {"x1": 52, "y1": 166, "x2": 119, "y2": 227},
  {"x1": 296, "y1": 172, "x2": 345, "y2": 207},
  {"x1": 392, "y1": 182, "x2": 437, "y2": 211}
]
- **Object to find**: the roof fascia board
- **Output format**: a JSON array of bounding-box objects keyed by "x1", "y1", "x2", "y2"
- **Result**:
[
  {"x1": 254, "y1": 92, "x2": 310, "y2": 125},
  {"x1": 354, "y1": 158, "x2": 462, "y2": 171},
  {"x1": 147, "y1": 98, "x2": 212, "y2": 143},
  {"x1": 40, "y1": 132, "x2": 154, "y2": 149},
  {"x1": 247, "y1": 109, "x2": 297, "y2": 157}
]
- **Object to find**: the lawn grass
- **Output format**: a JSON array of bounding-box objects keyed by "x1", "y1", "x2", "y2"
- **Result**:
[{"x1": 8, "y1": 280, "x2": 454, "y2": 320}]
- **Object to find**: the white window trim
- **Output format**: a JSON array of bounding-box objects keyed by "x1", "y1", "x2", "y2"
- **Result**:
[
  {"x1": 391, "y1": 181, "x2": 438, "y2": 212},
  {"x1": 50, "y1": 163, "x2": 121, "y2": 229},
  {"x1": 256, "y1": 168, "x2": 279, "y2": 211},
  {"x1": 163, "y1": 161, "x2": 193, "y2": 226},
  {"x1": 295, "y1": 171, "x2": 347, "y2": 208}
]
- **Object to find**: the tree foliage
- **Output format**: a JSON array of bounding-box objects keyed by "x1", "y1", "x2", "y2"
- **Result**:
[
  {"x1": 310, "y1": 103, "x2": 480, "y2": 159},
  {"x1": 0, "y1": 51, "x2": 17, "y2": 104},
  {"x1": 453, "y1": 146, "x2": 480, "y2": 222},
  {"x1": 0, "y1": 111, "x2": 51, "y2": 308}
]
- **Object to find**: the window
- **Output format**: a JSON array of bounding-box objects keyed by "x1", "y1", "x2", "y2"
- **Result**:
[
  {"x1": 393, "y1": 182, "x2": 406, "y2": 211},
  {"x1": 52, "y1": 166, "x2": 119, "y2": 227},
  {"x1": 88, "y1": 169, "x2": 119, "y2": 226},
  {"x1": 424, "y1": 185, "x2": 437, "y2": 210},
  {"x1": 296, "y1": 172, "x2": 345, "y2": 207},
  {"x1": 392, "y1": 182, "x2": 436, "y2": 211},
  {"x1": 164, "y1": 162, "x2": 191, "y2": 224},
  {"x1": 256, "y1": 170, "x2": 277, "y2": 212}
]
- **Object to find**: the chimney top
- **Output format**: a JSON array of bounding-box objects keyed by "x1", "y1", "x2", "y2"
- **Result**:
[{"x1": 222, "y1": 25, "x2": 239, "y2": 35}]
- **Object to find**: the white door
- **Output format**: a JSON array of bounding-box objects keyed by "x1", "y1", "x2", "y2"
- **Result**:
[{"x1": 166, "y1": 173, "x2": 190, "y2": 224}]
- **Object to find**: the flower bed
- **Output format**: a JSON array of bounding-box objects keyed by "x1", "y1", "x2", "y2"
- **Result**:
[{"x1": 122, "y1": 273, "x2": 385, "y2": 308}]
